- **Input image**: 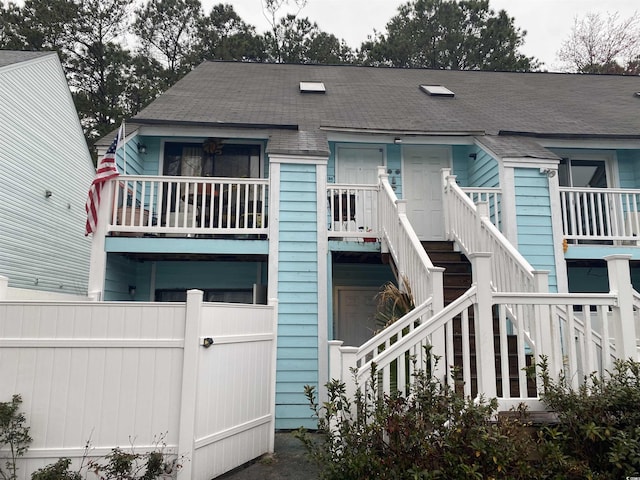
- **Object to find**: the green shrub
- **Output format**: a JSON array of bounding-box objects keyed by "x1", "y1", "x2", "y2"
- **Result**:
[
  {"x1": 297, "y1": 354, "x2": 537, "y2": 480},
  {"x1": 298, "y1": 354, "x2": 640, "y2": 479},
  {"x1": 538, "y1": 356, "x2": 640, "y2": 479},
  {"x1": 30, "y1": 435, "x2": 181, "y2": 480},
  {"x1": 31, "y1": 458, "x2": 81, "y2": 480},
  {"x1": 0, "y1": 395, "x2": 32, "y2": 480}
]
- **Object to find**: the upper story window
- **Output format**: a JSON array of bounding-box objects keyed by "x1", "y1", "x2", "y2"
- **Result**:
[
  {"x1": 558, "y1": 158, "x2": 608, "y2": 188},
  {"x1": 163, "y1": 142, "x2": 261, "y2": 178}
]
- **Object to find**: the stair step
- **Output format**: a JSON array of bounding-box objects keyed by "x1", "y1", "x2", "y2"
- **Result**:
[
  {"x1": 436, "y1": 263, "x2": 472, "y2": 274},
  {"x1": 421, "y1": 241, "x2": 455, "y2": 252},
  {"x1": 443, "y1": 274, "x2": 472, "y2": 288},
  {"x1": 429, "y1": 251, "x2": 468, "y2": 263}
]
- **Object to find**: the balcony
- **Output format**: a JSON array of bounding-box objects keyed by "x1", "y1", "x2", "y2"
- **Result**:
[
  {"x1": 560, "y1": 187, "x2": 640, "y2": 244},
  {"x1": 109, "y1": 176, "x2": 269, "y2": 237},
  {"x1": 327, "y1": 184, "x2": 379, "y2": 241}
]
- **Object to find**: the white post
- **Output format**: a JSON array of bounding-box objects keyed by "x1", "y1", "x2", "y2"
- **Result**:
[
  {"x1": 177, "y1": 289, "x2": 203, "y2": 480},
  {"x1": 267, "y1": 298, "x2": 279, "y2": 453},
  {"x1": 532, "y1": 270, "x2": 560, "y2": 385},
  {"x1": 328, "y1": 340, "x2": 345, "y2": 382},
  {"x1": 87, "y1": 179, "x2": 115, "y2": 299},
  {"x1": 340, "y1": 346, "x2": 358, "y2": 401},
  {"x1": 470, "y1": 252, "x2": 497, "y2": 398},
  {"x1": 377, "y1": 166, "x2": 388, "y2": 183},
  {"x1": 444, "y1": 172, "x2": 457, "y2": 241},
  {"x1": 0, "y1": 275, "x2": 7, "y2": 300},
  {"x1": 476, "y1": 201, "x2": 489, "y2": 252},
  {"x1": 431, "y1": 267, "x2": 445, "y2": 313},
  {"x1": 396, "y1": 199, "x2": 408, "y2": 280},
  {"x1": 605, "y1": 255, "x2": 638, "y2": 361}
]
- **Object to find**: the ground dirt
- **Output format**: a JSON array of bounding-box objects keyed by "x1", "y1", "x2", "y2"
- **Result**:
[{"x1": 217, "y1": 431, "x2": 320, "y2": 480}]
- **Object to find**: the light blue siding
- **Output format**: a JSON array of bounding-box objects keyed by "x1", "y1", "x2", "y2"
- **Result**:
[
  {"x1": 514, "y1": 168, "x2": 557, "y2": 291},
  {"x1": 451, "y1": 145, "x2": 473, "y2": 185},
  {"x1": 104, "y1": 253, "x2": 138, "y2": 301},
  {"x1": 469, "y1": 149, "x2": 499, "y2": 187},
  {"x1": 618, "y1": 150, "x2": 640, "y2": 188},
  {"x1": 276, "y1": 163, "x2": 319, "y2": 429}
]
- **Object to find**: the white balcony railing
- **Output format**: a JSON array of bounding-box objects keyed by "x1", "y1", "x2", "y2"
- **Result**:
[
  {"x1": 462, "y1": 187, "x2": 502, "y2": 230},
  {"x1": 109, "y1": 176, "x2": 269, "y2": 237},
  {"x1": 327, "y1": 184, "x2": 379, "y2": 240},
  {"x1": 560, "y1": 187, "x2": 640, "y2": 242}
]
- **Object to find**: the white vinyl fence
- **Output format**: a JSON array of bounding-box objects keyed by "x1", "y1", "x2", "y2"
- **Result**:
[{"x1": 0, "y1": 290, "x2": 277, "y2": 480}]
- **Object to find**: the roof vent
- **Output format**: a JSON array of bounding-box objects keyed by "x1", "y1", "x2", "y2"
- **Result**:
[
  {"x1": 300, "y1": 81, "x2": 326, "y2": 93},
  {"x1": 420, "y1": 85, "x2": 455, "y2": 97}
]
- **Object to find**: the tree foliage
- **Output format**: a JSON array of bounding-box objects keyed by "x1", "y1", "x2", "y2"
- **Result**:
[
  {"x1": 195, "y1": 4, "x2": 265, "y2": 62},
  {"x1": 133, "y1": 0, "x2": 203, "y2": 82},
  {"x1": 264, "y1": 14, "x2": 354, "y2": 64},
  {"x1": 557, "y1": 11, "x2": 640, "y2": 74},
  {"x1": 358, "y1": 0, "x2": 536, "y2": 71}
]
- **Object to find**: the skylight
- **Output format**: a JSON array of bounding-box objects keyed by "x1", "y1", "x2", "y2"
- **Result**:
[
  {"x1": 300, "y1": 81, "x2": 326, "y2": 93},
  {"x1": 420, "y1": 85, "x2": 455, "y2": 97}
]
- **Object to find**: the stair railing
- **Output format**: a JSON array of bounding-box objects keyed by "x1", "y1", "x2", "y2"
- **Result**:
[
  {"x1": 330, "y1": 287, "x2": 477, "y2": 401},
  {"x1": 329, "y1": 254, "x2": 638, "y2": 415},
  {"x1": 378, "y1": 167, "x2": 444, "y2": 310},
  {"x1": 442, "y1": 169, "x2": 536, "y2": 294}
]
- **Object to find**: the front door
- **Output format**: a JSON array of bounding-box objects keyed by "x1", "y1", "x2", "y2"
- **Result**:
[
  {"x1": 336, "y1": 145, "x2": 384, "y2": 184},
  {"x1": 335, "y1": 286, "x2": 380, "y2": 346},
  {"x1": 403, "y1": 146, "x2": 451, "y2": 240},
  {"x1": 336, "y1": 146, "x2": 385, "y2": 232}
]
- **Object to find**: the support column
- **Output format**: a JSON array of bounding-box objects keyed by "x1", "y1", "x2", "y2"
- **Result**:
[
  {"x1": 177, "y1": 289, "x2": 203, "y2": 480},
  {"x1": 87, "y1": 180, "x2": 115, "y2": 300},
  {"x1": 605, "y1": 255, "x2": 638, "y2": 361},
  {"x1": 470, "y1": 252, "x2": 497, "y2": 398}
]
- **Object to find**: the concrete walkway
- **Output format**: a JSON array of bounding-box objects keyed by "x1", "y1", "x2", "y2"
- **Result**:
[{"x1": 217, "y1": 432, "x2": 320, "y2": 479}]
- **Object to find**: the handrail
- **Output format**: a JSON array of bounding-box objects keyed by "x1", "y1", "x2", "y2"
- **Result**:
[
  {"x1": 356, "y1": 296, "x2": 433, "y2": 365},
  {"x1": 357, "y1": 287, "x2": 477, "y2": 381},
  {"x1": 378, "y1": 170, "x2": 444, "y2": 308},
  {"x1": 443, "y1": 169, "x2": 536, "y2": 293}
]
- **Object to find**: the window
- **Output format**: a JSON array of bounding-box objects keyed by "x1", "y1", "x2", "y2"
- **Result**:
[
  {"x1": 558, "y1": 158, "x2": 608, "y2": 188},
  {"x1": 300, "y1": 81, "x2": 326, "y2": 93},
  {"x1": 163, "y1": 142, "x2": 260, "y2": 178},
  {"x1": 420, "y1": 85, "x2": 455, "y2": 97}
]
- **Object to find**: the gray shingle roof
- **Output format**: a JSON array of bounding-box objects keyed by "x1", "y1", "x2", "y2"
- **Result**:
[
  {"x1": 134, "y1": 61, "x2": 640, "y2": 139},
  {"x1": 475, "y1": 135, "x2": 561, "y2": 160},
  {"x1": 265, "y1": 129, "x2": 329, "y2": 156},
  {"x1": 0, "y1": 50, "x2": 54, "y2": 69}
]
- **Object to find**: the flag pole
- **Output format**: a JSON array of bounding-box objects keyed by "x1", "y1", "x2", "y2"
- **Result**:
[{"x1": 121, "y1": 120, "x2": 127, "y2": 175}]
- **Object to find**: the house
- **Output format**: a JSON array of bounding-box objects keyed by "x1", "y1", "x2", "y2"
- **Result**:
[
  {"x1": 90, "y1": 61, "x2": 640, "y2": 429},
  {"x1": 0, "y1": 51, "x2": 95, "y2": 300}
]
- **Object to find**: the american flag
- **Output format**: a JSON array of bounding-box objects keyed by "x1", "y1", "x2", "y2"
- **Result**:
[{"x1": 85, "y1": 126, "x2": 123, "y2": 236}]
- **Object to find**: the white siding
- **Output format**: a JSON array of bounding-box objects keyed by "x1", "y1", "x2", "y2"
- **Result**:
[{"x1": 0, "y1": 53, "x2": 95, "y2": 295}]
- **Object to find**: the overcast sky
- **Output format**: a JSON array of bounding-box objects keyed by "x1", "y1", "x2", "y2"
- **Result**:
[{"x1": 202, "y1": 0, "x2": 639, "y2": 71}]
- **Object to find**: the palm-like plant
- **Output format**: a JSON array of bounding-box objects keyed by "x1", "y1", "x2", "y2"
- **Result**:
[{"x1": 374, "y1": 276, "x2": 415, "y2": 333}]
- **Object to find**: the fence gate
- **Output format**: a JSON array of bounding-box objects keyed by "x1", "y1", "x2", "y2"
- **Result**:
[{"x1": 0, "y1": 290, "x2": 277, "y2": 480}]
